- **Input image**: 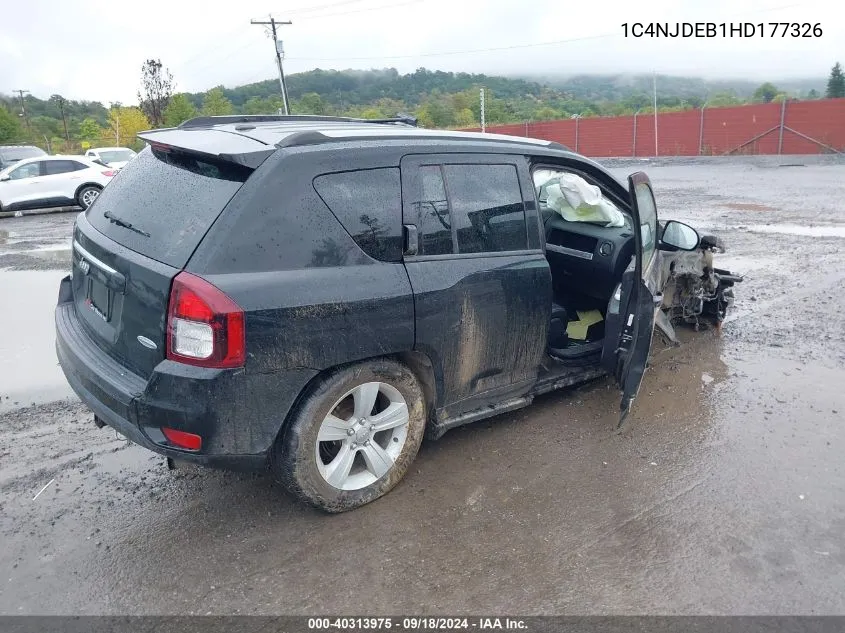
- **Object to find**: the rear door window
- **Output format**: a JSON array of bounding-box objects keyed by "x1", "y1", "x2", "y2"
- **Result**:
[
  {"x1": 442, "y1": 164, "x2": 527, "y2": 253},
  {"x1": 408, "y1": 162, "x2": 528, "y2": 256},
  {"x1": 413, "y1": 165, "x2": 454, "y2": 256},
  {"x1": 86, "y1": 146, "x2": 249, "y2": 268},
  {"x1": 44, "y1": 160, "x2": 86, "y2": 175},
  {"x1": 313, "y1": 168, "x2": 403, "y2": 262}
]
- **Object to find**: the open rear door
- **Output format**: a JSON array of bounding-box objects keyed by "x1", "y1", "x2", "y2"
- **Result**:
[{"x1": 601, "y1": 172, "x2": 661, "y2": 427}]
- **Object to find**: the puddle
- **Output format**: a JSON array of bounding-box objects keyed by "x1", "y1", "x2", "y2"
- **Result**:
[
  {"x1": 31, "y1": 243, "x2": 72, "y2": 253},
  {"x1": 721, "y1": 202, "x2": 776, "y2": 212},
  {"x1": 717, "y1": 254, "x2": 776, "y2": 272},
  {"x1": 0, "y1": 269, "x2": 76, "y2": 412},
  {"x1": 742, "y1": 224, "x2": 845, "y2": 238}
]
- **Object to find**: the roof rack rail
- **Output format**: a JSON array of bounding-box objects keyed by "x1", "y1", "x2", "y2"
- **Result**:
[{"x1": 178, "y1": 114, "x2": 417, "y2": 129}]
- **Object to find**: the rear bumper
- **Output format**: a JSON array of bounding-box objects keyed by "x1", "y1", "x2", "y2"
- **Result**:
[{"x1": 55, "y1": 275, "x2": 294, "y2": 472}]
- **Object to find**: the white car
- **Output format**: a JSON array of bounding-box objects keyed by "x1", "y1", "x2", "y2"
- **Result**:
[
  {"x1": 84, "y1": 147, "x2": 137, "y2": 170},
  {"x1": 0, "y1": 155, "x2": 115, "y2": 213}
]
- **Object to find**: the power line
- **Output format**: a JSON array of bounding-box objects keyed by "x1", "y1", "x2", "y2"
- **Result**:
[
  {"x1": 285, "y1": 0, "x2": 807, "y2": 63},
  {"x1": 288, "y1": 32, "x2": 615, "y2": 61},
  {"x1": 293, "y1": 0, "x2": 423, "y2": 21},
  {"x1": 283, "y1": 0, "x2": 369, "y2": 16},
  {"x1": 251, "y1": 17, "x2": 293, "y2": 114},
  {"x1": 174, "y1": 24, "x2": 254, "y2": 71},
  {"x1": 180, "y1": 35, "x2": 264, "y2": 80}
]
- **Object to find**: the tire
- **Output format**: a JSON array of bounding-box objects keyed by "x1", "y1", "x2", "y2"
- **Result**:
[
  {"x1": 77, "y1": 185, "x2": 102, "y2": 210},
  {"x1": 272, "y1": 358, "x2": 426, "y2": 513}
]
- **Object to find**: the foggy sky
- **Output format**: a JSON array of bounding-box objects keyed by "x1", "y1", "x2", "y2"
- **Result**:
[{"x1": 1, "y1": 0, "x2": 841, "y2": 104}]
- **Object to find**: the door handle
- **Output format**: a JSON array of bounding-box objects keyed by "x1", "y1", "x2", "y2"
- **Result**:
[{"x1": 403, "y1": 224, "x2": 418, "y2": 256}]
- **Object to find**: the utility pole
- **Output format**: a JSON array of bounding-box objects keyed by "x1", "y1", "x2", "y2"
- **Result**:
[
  {"x1": 15, "y1": 89, "x2": 30, "y2": 132},
  {"x1": 55, "y1": 96, "x2": 71, "y2": 145},
  {"x1": 479, "y1": 87, "x2": 486, "y2": 133},
  {"x1": 251, "y1": 16, "x2": 292, "y2": 115},
  {"x1": 652, "y1": 72, "x2": 658, "y2": 157}
]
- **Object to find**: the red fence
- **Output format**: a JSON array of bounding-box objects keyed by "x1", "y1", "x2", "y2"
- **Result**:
[{"x1": 462, "y1": 98, "x2": 845, "y2": 157}]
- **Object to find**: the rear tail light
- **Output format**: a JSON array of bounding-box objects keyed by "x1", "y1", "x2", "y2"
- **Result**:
[
  {"x1": 101, "y1": 170, "x2": 116, "y2": 177},
  {"x1": 161, "y1": 427, "x2": 202, "y2": 451},
  {"x1": 166, "y1": 272, "x2": 245, "y2": 368}
]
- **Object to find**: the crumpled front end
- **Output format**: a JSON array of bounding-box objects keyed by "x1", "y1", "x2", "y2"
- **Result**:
[{"x1": 658, "y1": 235, "x2": 744, "y2": 338}]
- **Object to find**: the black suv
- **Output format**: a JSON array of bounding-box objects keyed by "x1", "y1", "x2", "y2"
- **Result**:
[{"x1": 55, "y1": 115, "x2": 702, "y2": 512}]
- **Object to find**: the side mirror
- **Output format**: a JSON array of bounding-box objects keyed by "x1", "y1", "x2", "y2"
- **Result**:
[
  {"x1": 660, "y1": 220, "x2": 700, "y2": 251},
  {"x1": 0, "y1": 175, "x2": 10, "y2": 182}
]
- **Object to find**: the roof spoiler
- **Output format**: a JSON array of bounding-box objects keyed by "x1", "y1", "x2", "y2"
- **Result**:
[
  {"x1": 178, "y1": 113, "x2": 418, "y2": 129},
  {"x1": 137, "y1": 129, "x2": 275, "y2": 169}
]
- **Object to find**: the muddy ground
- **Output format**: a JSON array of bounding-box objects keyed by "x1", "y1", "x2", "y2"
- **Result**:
[{"x1": 0, "y1": 157, "x2": 843, "y2": 615}]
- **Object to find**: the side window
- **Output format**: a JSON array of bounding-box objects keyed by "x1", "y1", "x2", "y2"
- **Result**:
[
  {"x1": 313, "y1": 167, "x2": 403, "y2": 262},
  {"x1": 533, "y1": 167, "x2": 626, "y2": 229},
  {"x1": 414, "y1": 165, "x2": 454, "y2": 256},
  {"x1": 44, "y1": 160, "x2": 83, "y2": 175},
  {"x1": 442, "y1": 164, "x2": 527, "y2": 253},
  {"x1": 8, "y1": 162, "x2": 41, "y2": 180}
]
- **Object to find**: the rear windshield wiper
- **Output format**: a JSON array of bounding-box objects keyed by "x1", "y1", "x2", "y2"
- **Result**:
[{"x1": 103, "y1": 211, "x2": 150, "y2": 238}]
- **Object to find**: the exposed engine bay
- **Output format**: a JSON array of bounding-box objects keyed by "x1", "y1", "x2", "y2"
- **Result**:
[{"x1": 656, "y1": 230, "x2": 744, "y2": 342}]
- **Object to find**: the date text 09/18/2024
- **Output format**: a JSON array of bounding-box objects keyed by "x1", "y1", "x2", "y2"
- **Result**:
[
  {"x1": 307, "y1": 617, "x2": 528, "y2": 630},
  {"x1": 621, "y1": 22, "x2": 822, "y2": 38}
]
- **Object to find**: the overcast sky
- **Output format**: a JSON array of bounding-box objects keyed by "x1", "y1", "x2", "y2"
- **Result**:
[{"x1": 1, "y1": 0, "x2": 842, "y2": 104}]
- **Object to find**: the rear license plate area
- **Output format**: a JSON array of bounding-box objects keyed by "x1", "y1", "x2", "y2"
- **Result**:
[{"x1": 87, "y1": 277, "x2": 112, "y2": 321}]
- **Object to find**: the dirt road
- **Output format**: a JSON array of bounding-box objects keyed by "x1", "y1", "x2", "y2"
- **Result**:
[{"x1": 1, "y1": 157, "x2": 843, "y2": 614}]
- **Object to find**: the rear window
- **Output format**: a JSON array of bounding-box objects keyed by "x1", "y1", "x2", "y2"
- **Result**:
[
  {"x1": 86, "y1": 146, "x2": 249, "y2": 268},
  {"x1": 99, "y1": 149, "x2": 136, "y2": 163},
  {"x1": 0, "y1": 146, "x2": 46, "y2": 164}
]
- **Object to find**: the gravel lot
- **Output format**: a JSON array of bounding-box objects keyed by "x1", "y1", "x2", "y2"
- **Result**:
[{"x1": 1, "y1": 156, "x2": 843, "y2": 615}]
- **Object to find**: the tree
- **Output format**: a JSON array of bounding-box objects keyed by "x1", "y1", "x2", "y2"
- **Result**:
[
  {"x1": 752, "y1": 82, "x2": 780, "y2": 103},
  {"x1": 244, "y1": 95, "x2": 283, "y2": 115},
  {"x1": 0, "y1": 106, "x2": 22, "y2": 143},
  {"x1": 78, "y1": 118, "x2": 103, "y2": 148},
  {"x1": 807, "y1": 89, "x2": 820, "y2": 99},
  {"x1": 534, "y1": 107, "x2": 560, "y2": 121},
  {"x1": 138, "y1": 59, "x2": 174, "y2": 127},
  {"x1": 164, "y1": 93, "x2": 197, "y2": 126},
  {"x1": 297, "y1": 92, "x2": 325, "y2": 115},
  {"x1": 826, "y1": 62, "x2": 845, "y2": 98},
  {"x1": 415, "y1": 99, "x2": 455, "y2": 128},
  {"x1": 454, "y1": 107, "x2": 476, "y2": 127},
  {"x1": 707, "y1": 91, "x2": 743, "y2": 107},
  {"x1": 201, "y1": 87, "x2": 233, "y2": 116},
  {"x1": 108, "y1": 106, "x2": 150, "y2": 148}
]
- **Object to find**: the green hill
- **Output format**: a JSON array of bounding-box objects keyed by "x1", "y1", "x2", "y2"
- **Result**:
[{"x1": 0, "y1": 68, "x2": 829, "y2": 151}]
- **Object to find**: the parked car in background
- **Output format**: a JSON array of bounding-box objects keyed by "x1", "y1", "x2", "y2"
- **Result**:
[
  {"x1": 84, "y1": 147, "x2": 137, "y2": 170},
  {"x1": 0, "y1": 145, "x2": 47, "y2": 170},
  {"x1": 0, "y1": 155, "x2": 115, "y2": 213}
]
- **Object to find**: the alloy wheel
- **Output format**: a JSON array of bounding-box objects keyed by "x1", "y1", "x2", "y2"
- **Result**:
[{"x1": 315, "y1": 381, "x2": 410, "y2": 491}]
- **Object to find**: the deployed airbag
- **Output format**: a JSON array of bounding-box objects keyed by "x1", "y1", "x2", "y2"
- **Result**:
[{"x1": 538, "y1": 172, "x2": 625, "y2": 228}]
